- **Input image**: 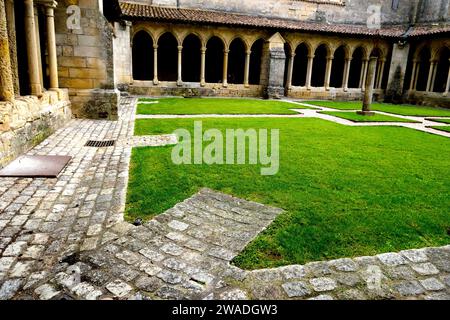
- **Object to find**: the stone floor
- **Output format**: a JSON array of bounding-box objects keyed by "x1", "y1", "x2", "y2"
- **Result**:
[{"x1": 0, "y1": 97, "x2": 449, "y2": 300}]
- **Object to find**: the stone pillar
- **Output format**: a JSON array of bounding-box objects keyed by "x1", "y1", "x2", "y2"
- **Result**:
[
  {"x1": 306, "y1": 54, "x2": 314, "y2": 90},
  {"x1": 409, "y1": 59, "x2": 419, "y2": 91},
  {"x1": 0, "y1": 0, "x2": 14, "y2": 101},
  {"x1": 24, "y1": 0, "x2": 42, "y2": 96},
  {"x1": 222, "y1": 49, "x2": 229, "y2": 87},
  {"x1": 153, "y1": 44, "x2": 158, "y2": 85},
  {"x1": 359, "y1": 56, "x2": 377, "y2": 115},
  {"x1": 386, "y1": 43, "x2": 410, "y2": 102},
  {"x1": 45, "y1": 3, "x2": 58, "y2": 90},
  {"x1": 285, "y1": 51, "x2": 295, "y2": 89},
  {"x1": 244, "y1": 50, "x2": 251, "y2": 88},
  {"x1": 413, "y1": 64, "x2": 421, "y2": 90},
  {"x1": 343, "y1": 58, "x2": 352, "y2": 91},
  {"x1": 444, "y1": 60, "x2": 450, "y2": 96},
  {"x1": 376, "y1": 59, "x2": 386, "y2": 89},
  {"x1": 5, "y1": 0, "x2": 19, "y2": 95},
  {"x1": 34, "y1": 3, "x2": 43, "y2": 87},
  {"x1": 200, "y1": 46, "x2": 206, "y2": 87},
  {"x1": 430, "y1": 62, "x2": 438, "y2": 92},
  {"x1": 177, "y1": 45, "x2": 183, "y2": 86},
  {"x1": 265, "y1": 33, "x2": 286, "y2": 99},
  {"x1": 361, "y1": 59, "x2": 369, "y2": 91},
  {"x1": 325, "y1": 55, "x2": 333, "y2": 90},
  {"x1": 426, "y1": 60, "x2": 436, "y2": 92},
  {"x1": 359, "y1": 59, "x2": 367, "y2": 89}
]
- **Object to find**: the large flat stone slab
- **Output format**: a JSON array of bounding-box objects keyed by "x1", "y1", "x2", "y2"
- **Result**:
[{"x1": 0, "y1": 155, "x2": 72, "y2": 178}]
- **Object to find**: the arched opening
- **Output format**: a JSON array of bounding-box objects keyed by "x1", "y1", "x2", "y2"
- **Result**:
[
  {"x1": 14, "y1": 0, "x2": 30, "y2": 95},
  {"x1": 311, "y1": 44, "x2": 328, "y2": 87},
  {"x1": 292, "y1": 43, "x2": 309, "y2": 86},
  {"x1": 433, "y1": 47, "x2": 450, "y2": 93},
  {"x1": 349, "y1": 47, "x2": 365, "y2": 88},
  {"x1": 132, "y1": 31, "x2": 154, "y2": 81},
  {"x1": 158, "y1": 32, "x2": 178, "y2": 81},
  {"x1": 330, "y1": 46, "x2": 347, "y2": 88},
  {"x1": 228, "y1": 38, "x2": 246, "y2": 84},
  {"x1": 182, "y1": 34, "x2": 201, "y2": 82},
  {"x1": 249, "y1": 39, "x2": 264, "y2": 85},
  {"x1": 206, "y1": 36, "x2": 224, "y2": 83},
  {"x1": 416, "y1": 47, "x2": 431, "y2": 92}
]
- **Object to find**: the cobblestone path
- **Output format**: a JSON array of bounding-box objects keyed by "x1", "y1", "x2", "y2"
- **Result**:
[{"x1": 0, "y1": 97, "x2": 448, "y2": 300}]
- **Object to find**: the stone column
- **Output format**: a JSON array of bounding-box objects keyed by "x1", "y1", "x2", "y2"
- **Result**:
[
  {"x1": 361, "y1": 58, "x2": 369, "y2": 92},
  {"x1": 265, "y1": 32, "x2": 286, "y2": 99},
  {"x1": 306, "y1": 54, "x2": 314, "y2": 90},
  {"x1": 5, "y1": 0, "x2": 19, "y2": 95},
  {"x1": 444, "y1": 60, "x2": 450, "y2": 96},
  {"x1": 426, "y1": 60, "x2": 436, "y2": 92},
  {"x1": 24, "y1": 0, "x2": 42, "y2": 96},
  {"x1": 34, "y1": 3, "x2": 43, "y2": 87},
  {"x1": 177, "y1": 45, "x2": 183, "y2": 86},
  {"x1": 0, "y1": 0, "x2": 14, "y2": 101},
  {"x1": 200, "y1": 46, "x2": 206, "y2": 87},
  {"x1": 285, "y1": 51, "x2": 295, "y2": 89},
  {"x1": 222, "y1": 49, "x2": 229, "y2": 87},
  {"x1": 376, "y1": 59, "x2": 386, "y2": 89},
  {"x1": 343, "y1": 58, "x2": 352, "y2": 91},
  {"x1": 325, "y1": 55, "x2": 333, "y2": 90},
  {"x1": 244, "y1": 50, "x2": 251, "y2": 88},
  {"x1": 45, "y1": 3, "x2": 58, "y2": 90},
  {"x1": 153, "y1": 44, "x2": 158, "y2": 85},
  {"x1": 359, "y1": 59, "x2": 367, "y2": 89},
  {"x1": 413, "y1": 64, "x2": 421, "y2": 90},
  {"x1": 409, "y1": 59, "x2": 419, "y2": 91},
  {"x1": 359, "y1": 56, "x2": 377, "y2": 115},
  {"x1": 430, "y1": 62, "x2": 438, "y2": 92}
]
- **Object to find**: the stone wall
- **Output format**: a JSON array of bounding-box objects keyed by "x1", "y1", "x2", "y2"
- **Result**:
[
  {"x1": 54, "y1": 0, "x2": 119, "y2": 120},
  {"x1": 113, "y1": 21, "x2": 132, "y2": 91},
  {"x1": 0, "y1": 90, "x2": 72, "y2": 168},
  {"x1": 138, "y1": 0, "x2": 434, "y2": 25}
]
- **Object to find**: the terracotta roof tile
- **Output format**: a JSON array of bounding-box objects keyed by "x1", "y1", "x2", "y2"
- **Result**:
[{"x1": 118, "y1": 2, "x2": 449, "y2": 39}]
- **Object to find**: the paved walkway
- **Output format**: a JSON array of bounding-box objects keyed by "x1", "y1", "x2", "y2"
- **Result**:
[{"x1": 0, "y1": 97, "x2": 449, "y2": 300}]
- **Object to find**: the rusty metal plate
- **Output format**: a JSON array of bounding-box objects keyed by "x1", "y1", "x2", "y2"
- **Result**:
[{"x1": 0, "y1": 155, "x2": 72, "y2": 178}]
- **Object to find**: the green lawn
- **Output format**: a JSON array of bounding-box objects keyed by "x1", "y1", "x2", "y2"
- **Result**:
[
  {"x1": 305, "y1": 100, "x2": 450, "y2": 117},
  {"x1": 128, "y1": 118, "x2": 450, "y2": 269},
  {"x1": 320, "y1": 111, "x2": 419, "y2": 123},
  {"x1": 430, "y1": 126, "x2": 450, "y2": 133},
  {"x1": 137, "y1": 98, "x2": 301, "y2": 115},
  {"x1": 427, "y1": 118, "x2": 450, "y2": 124}
]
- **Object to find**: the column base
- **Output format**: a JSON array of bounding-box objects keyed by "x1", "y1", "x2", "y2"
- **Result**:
[
  {"x1": 153, "y1": 79, "x2": 159, "y2": 85},
  {"x1": 200, "y1": 81, "x2": 206, "y2": 87},
  {"x1": 356, "y1": 111, "x2": 376, "y2": 116},
  {"x1": 177, "y1": 80, "x2": 183, "y2": 87},
  {"x1": 266, "y1": 86, "x2": 285, "y2": 99},
  {"x1": 222, "y1": 82, "x2": 228, "y2": 88}
]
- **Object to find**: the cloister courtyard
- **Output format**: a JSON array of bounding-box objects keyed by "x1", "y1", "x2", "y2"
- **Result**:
[{"x1": 0, "y1": 96, "x2": 449, "y2": 300}]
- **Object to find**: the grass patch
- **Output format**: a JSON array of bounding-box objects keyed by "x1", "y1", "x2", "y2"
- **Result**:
[
  {"x1": 430, "y1": 126, "x2": 450, "y2": 133},
  {"x1": 427, "y1": 118, "x2": 450, "y2": 124},
  {"x1": 128, "y1": 117, "x2": 450, "y2": 269},
  {"x1": 137, "y1": 98, "x2": 301, "y2": 115},
  {"x1": 319, "y1": 111, "x2": 419, "y2": 123},
  {"x1": 305, "y1": 100, "x2": 450, "y2": 117}
]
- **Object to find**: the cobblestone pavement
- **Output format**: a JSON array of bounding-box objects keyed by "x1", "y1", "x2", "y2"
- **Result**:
[{"x1": 0, "y1": 97, "x2": 449, "y2": 300}]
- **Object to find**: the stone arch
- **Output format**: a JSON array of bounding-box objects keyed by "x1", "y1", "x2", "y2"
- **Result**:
[
  {"x1": 182, "y1": 34, "x2": 202, "y2": 83},
  {"x1": 228, "y1": 37, "x2": 246, "y2": 84},
  {"x1": 132, "y1": 30, "x2": 154, "y2": 81},
  {"x1": 330, "y1": 45, "x2": 348, "y2": 88},
  {"x1": 311, "y1": 43, "x2": 330, "y2": 87},
  {"x1": 416, "y1": 46, "x2": 431, "y2": 91},
  {"x1": 348, "y1": 46, "x2": 365, "y2": 89},
  {"x1": 292, "y1": 42, "x2": 309, "y2": 86},
  {"x1": 158, "y1": 32, "x2": 178, "y2": 81},
  {"x1": 249, "y1": 38, "x2": 264, "y2": 85},
  {"x1": 206, "y1": 36, "x2": 225, "y2": 83},
  {"x1": 432, "y1": 46, "x2": 450, "y2": 93}
]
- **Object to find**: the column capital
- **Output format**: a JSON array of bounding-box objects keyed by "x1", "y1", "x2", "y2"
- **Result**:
[
  {"x1": 223, "y1": 49, "x2": 230, "y2": 54},
  {"x1": 37, "y1": 0, "x2": 58, "y2": 8},
  {"x1": 246, "y1": 50, "x2": 252, "y2": 55},
  {"x1": 153, "y1": 44, "x2": 158, "y2": 49},
  {"x1": 177, "y1": 45, "x2": 183, "y2": 51},
  {"x1": 201, "y1": 47, "x2": 207, "y2": 53},
  {"x1": 326, "y1": 55, "x2": 334, "y2": 60},
  {"x1": 308, "y1": 54, "x2": 315, "y2": 59}
]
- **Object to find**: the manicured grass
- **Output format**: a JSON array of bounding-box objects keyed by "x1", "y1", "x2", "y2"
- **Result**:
[
  {"x1": 427, "y1": 118, "x2": 450, "y2": 124},
  {"x1": 430, "y1": 126, "x2": 450, "y2": 133},
  {"x1": 137, "y1": 98, "x2": 301, "y2": 115},
  {"x1": 128, "y1": 118, "x2": 450, "y2": 269},
  {"x1": 305, "y1": 100, "x2": 450, "y2": 117},
  {"x1": 319, "y1": 111, "x2": 419, "y2": 123}
]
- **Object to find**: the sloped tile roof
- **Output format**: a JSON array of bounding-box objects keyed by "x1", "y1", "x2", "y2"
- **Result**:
[{"x1": 118, "y1": 1, "x2": 449, "y2": 39}]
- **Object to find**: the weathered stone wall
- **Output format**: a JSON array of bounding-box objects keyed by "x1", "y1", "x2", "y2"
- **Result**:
[
  {"x1": 0, "y1": 90, "x2": 72, "y2": 168},
  {"x1": 113, "y1": 21, "x2": 133, "y2": 91},
  {"x1": 54, "y1": 0, "x2": 119, "y2": 120},
  {"x1": 137, "y1": 0, "x2": 436, "y2": 25}
]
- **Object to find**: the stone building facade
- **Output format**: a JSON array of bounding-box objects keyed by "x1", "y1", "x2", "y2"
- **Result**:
[{"x1": 1, "y1": 0, "x2": 450, "y2": 168}]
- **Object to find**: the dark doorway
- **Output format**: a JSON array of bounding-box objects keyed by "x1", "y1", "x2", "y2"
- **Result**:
[
  {"x1": 433, "y1": 47, "x2": 450, "y2": 93},
  {"x1": 349, "y1": 47, "x2": 365, "y2": 88},
  {"x1": 416, "y1": 47, "x2": 431, "y2": 91},
  {"x1": 14, "y1": 0, "x2": 30, "y2": 95},
  {"x1": 249, "y1": 39, "x2": 264, "y2": 85},
  {"x1": 311, "y1": 44, "x2": 328, "y2": 87},
  {"x1": 206, "y1": 36, "x2": 224, "y2": 83},
  {"x1": 158, "y1": 32, "x2": 178, "y2": 81},
  {"x1": 330, "y1": 46, "x2": 346, "y2": 88},
  {"x1": 228, "y1": 38, "x2": 246, "y2": 84},
  {"x1": 292, "y1": 43, "x2": 308, "y2": 86},
  {"x1": 182, "y1": 34, "x2": 201, "y2": 82},
  {"x1": 132, "y1": 31, "x2": 153, "y2": 81}
]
